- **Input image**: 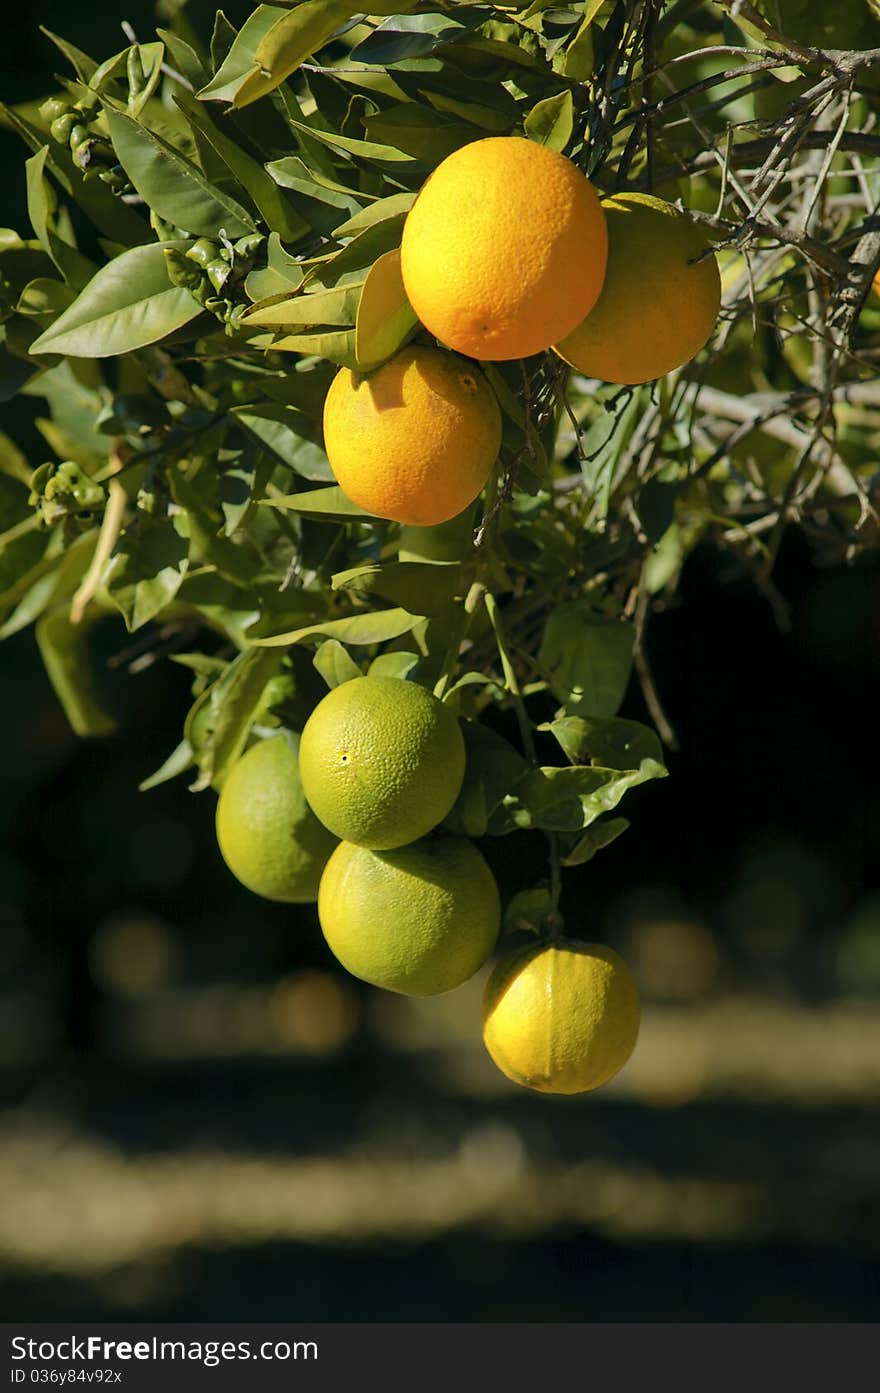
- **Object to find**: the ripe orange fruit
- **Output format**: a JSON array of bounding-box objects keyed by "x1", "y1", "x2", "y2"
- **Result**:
[
  {"x1": 482, "y1": 939, "x2": 640, "y2": 1094},
  {"x1": 215, "y1": 733, "x2": 337, "y2": 903},
  {"x1": 318, "y1": 835, "x2": 500, "y2": 995},
  {"x1": 322, "y1": 345, "x2": 501, "y2": 526},
  {"x1": 400, "y1": 136, "x2": 608, "y2": 361},
  {"x1": 299, "y1": 675, "x2": 466, "y2": 849},
  {"x1": 555, "y1": 193, "x2": 720, "y2": 384}
]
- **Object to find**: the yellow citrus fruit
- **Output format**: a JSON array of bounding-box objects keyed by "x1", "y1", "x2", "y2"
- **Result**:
[
  {"x1": 482, "y1": 939, "x2": 640, "y2": 1094},
  {"x1": 400, "y1": 136, "x2": 608, "y2": 361},
  {"x1": 554, "y1": 193, "x2": 721, "y2": 384},
  {"x1": 299, "y1": 675, "x2": 466, "y2": 849},
  {"x1": 318, "y1": 835, "x2": 500, "y2": 995},
  {"x1": 322, "y1": 345, "x2": 501, "y2": 527},
  {"x1": 215, "y1": 733, "x2": 337, "y2": 903}
]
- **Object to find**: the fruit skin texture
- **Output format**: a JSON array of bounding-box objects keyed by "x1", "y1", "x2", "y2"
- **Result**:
[
  {"x1": 299, "y1": 675, "x2": 466, "y2": 850},
  {"x1": 215, "y1": 732, "x2": 337, "y2": 903},
  {"x1": 554, "y1": 193, "x2": 721, "y2": 385},
  {"x1": 318, "y1": 836, "x2": 500, "y2": 995},
  {"x1": 400, "y1": 136, "x2": 608, "y2": 362},
  {"x1": 482, "y1": 940, "x2": 640, "y2": 1094},
  {"x1": 322, "y1": 345, "x2": 501, "y2": 527}
]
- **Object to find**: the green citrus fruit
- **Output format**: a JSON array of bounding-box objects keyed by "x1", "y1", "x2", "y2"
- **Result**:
[
  {"x1": 318, "y1": 835, "x2": 500, "y2": 995},
  {"x1": 482, "y1": 939, "x2": 640, "y2": 1094},
  {"x1": 216, "y1": 732, "x2": 337, "y2": 902},
  {"x1": 299, "y1": 676, "x2": 466, "y2": 849}
]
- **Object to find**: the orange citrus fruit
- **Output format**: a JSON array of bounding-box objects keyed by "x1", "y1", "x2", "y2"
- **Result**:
[
  {"x1": 215, "y1": 733, "x2": 337, "y2": 903},
  {"x1": 318, "y1": 835, "x2": 500, "y2": 995},
  {"x1": 299, "y1": 675, "x2": 466, "y2": 849},
  {"x1": 482, "y1": 939, "x2": 640, "y2": 1094},
  {"x1": 322, "y1": 345, "x2": 501, "y2": 526},
  {"x1": 555, "y1": 193, "x2": 720, "y2": 384},
  {"x1": 400, "y1": 136, "x2": 608, "y2": 361}
]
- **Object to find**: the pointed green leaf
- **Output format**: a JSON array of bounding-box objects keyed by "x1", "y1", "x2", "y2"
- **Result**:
[
  {"x1": 104, "y1": 104, "x2": 257, "y2": 238},
  {"x1": 331, "y1": 560, "x2": 459, "y2": 617},
  {"x1": 35, "y1": 609, "x2": 116, "y2": 737},
  {"x1": 314, "y1": 637, "x2": 363, "y2": 688},
  {"x1": 561, "y1": 817, "x2": 630, "y2": 868},
  {"x1": 231, "y1": 403, "x2": 333, "y2": 481},
  {"x1": 259, "y1": 484, "x2": 375, "y2": 522},
  {"x1": 252, "y1": 606, "x2": 422, "y2": 649},
  {"x1": 524, "y1": 90, "x2": 574, "y2": 152},
  {"x1": 139, "y1": 738, "x2": 195, "y2": 792},
  {"x1": 355, "y1": 248, "x2": 419, "y2": 371},
  {"x1": 538, "y1": 606, "x2": 634, "y2": 718},
  {"x1": 29, "y1": 242, "x2": 201, "y2": 359},
  {"x1": 173, "y1": 91, "x2": 309, "y2": 242},
  {"x1": 198, "y1": 5, "x2": 290, "y2": 103},
  {"x1": 333, "y1": 192, "x2": 416, "y2": 239}
]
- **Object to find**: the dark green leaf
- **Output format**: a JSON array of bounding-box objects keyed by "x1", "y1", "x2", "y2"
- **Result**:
[
  {"x1": 331, "y1": 560, "x2": 459, "y2": 617},
  {"x1": 35, "y1": 609, "x2": 116, "y2": 737},
  {"x1": 105, "y1": 105, "x2": 257, "y2": 239},
  {"x1": 104, "y1": 510, "x2": 189, "y2": 631},
  {"x1": 231, "y1": 403, "x2": 334, "y2": 481},
  {"x1": 260, "y1": 484, "x2": 375, "y2": 522},
  {"x1": 191, "y1": 646, "x2": 283, "y2": 790},
  {"x1": 561, "y1": 817, "x2": 630, "y2": 867},
  {"x1": 538, "y1": 605, "x2": 634, "y2": 717},
  {"x1": 444, "y1": 720, "x2": 529, "y2": 838}
]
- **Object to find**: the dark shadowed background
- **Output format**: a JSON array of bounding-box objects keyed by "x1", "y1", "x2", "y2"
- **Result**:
[{"x1": 1, "y1": 0, "x2": 879, "y2": 1323}]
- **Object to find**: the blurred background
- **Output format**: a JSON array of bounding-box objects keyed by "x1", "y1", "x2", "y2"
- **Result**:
[{"x1": 2, "y1": 0, "x2": 880, "y2": 1323}]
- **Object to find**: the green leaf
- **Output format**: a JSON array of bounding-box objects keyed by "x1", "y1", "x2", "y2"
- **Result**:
[
  {"x1": 231, "y1": 404, "x2": 333, "y2": 482},
  {"x1": 350, "y1": 11, "x2": 483, "y2": 65},
  {"x1": 561, "y1": 14, "x2": 596, "y2": 81},
  {"x1": 259, "y1": 485, "x2": 374, "y2": 523},
  {"x1": 252, "y1": 606, "x2": 422, "y2": 649},
  {"x1": 35, "y1": 609, "x2": 116, "y2": 737},
  {"x1": 314, "y1": 637, "x2": 362, "y2": 688},
  {"x1": 524, "y1": 90, "x2": 574, "y2": 152},
  {"x1": 368, "y1": 651, "x2": 420, "y2": 681},
  {"x1": 331, "y1": 560, "x2": 459, "y2": 617},
  {"x1": 265, "y1": 156, "x2": 364, "y2": 234},
  {"x1": 39, "y1": 27, "x2": 99, "y2": 82},
  {"x1": 278, "y1": 116, "x2": 419, "y2": 166},
  {"x1": 495, "y1": 759, "x2": 666, "y2": 834},
  {"x1": 104, "y1": 105, "x2": 257, "y2": 239},
  {"x1": 157, "y1": 28, "x2": 209, "y2": 90},
  {"x1": 190, "y1": 646, "x2": 283, "y2": 790},
  {"x1": 580, "y1": 386, "x2": 646, "y2": 521},
  {"x1": 561, "y1": 817, "x2": 630, "y2": 868},
  {"x1": 25, "y1": 147, "x2": 94, "y2": 290},
  {"x1": 355, "y1": 248, "x2": 419, "y2": 371},
  {"x1": 333, "y1": 192, "x2": 416, "y2": 239},
  {"x1": 538, "y1": 605, "x2": 634, "y2": 717},
  {"x1": 242, "y1": 282, "x2": 361, "y2": 329},
  {"x1": 104, "y1": 510, "x2": 189, "y2": 632},
  {"x1": 198, "y1": 5, "x2": 290, "y2": 103},
  {"x1": 173, "y1": 91, "x2": 309, "y2": 243},
  {"x1": 139, "y1": 738, "x2": 195, "y2": 792},
  {"x1": 263, "y1": 328, "x2": 358, "y2": 366},
  {"x1": 364, "y1": 105, "x2": 480, "y2": 163},
  {"x1": 0, "y1": 531, "x2": 95, "y2": 639},
  {"x1": 503, "y1": 887, "x2": 555, "y2": 935},
  {"x1": 542, "y1": 715, "x2": 663, "y2": 770},
  {"x1": 29, "y1": 242, "x2": 201, "y2": 359},
  {"x1": 444, "y1": 720, "x2": 529, "y2": 838},
  {"x1": 247, "y1": 2, "x2": 354, "y2": 107}
]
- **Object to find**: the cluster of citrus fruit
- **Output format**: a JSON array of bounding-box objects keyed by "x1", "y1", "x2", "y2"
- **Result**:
[
  {"x1": 322, "y1": 136, "x2": 721, "y2": 527},
  {"x1": 216, "y1": 136, "x2": 715, "y2": 1096},
  {"x1": 216, "y1": 675, "x2": 640, "y2": 1096}
]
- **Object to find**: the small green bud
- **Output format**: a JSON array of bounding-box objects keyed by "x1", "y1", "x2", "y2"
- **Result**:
[
  {"x1": 41, "y1": 96, "x2": 71, "y2": 124},
  {"x1": 164, "y1": 247, "x2": 206, "y2": 295},
  {"x1": 186, "y1": 238, "x2": 219, "y2": 269},
  {"x1": 50, "y1": 112, "x2": 77, "y2": 144},
  {"x1": 206, "y1": 258, "x2": 231, "y2": 294},
  {"x1": 68, "y1": 123, "x2": 91, "y2": 152},
  {"x1": 233, "y1": 233, "x2": 265, "y2": 260}
]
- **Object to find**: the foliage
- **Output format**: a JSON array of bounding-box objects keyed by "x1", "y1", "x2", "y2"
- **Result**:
[{"x1": 1, "y1": 0, "x2": 879, "y2": 924}]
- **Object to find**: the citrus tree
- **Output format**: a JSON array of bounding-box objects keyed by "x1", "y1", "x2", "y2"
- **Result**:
[{"x1": 1, "y1": 0, "x2": 878, "y2": 1092}]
